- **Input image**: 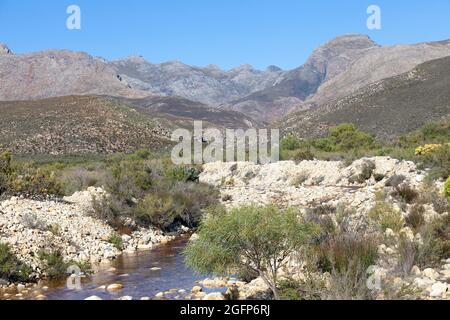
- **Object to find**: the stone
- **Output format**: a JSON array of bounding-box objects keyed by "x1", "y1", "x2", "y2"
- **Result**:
[
  {"x1": 430, "y1": 282, "x2": 448, "y2": 297},
  {"x1": 155, "y1": 292, "x2": 165, "y2": 298},
  {"x1": 106, "y1": 283, "x2": 124, "y2": 292},
  {"x1": 191, "y1": 286, "x2": 203, "y2": 294},
  {"x1": 423, "y1": 268, "x2": 439, "y2": 280},
  {"x1": 203, "y1": 292, "x2": 225, "y2": 300},
  {"x1": 414, "y1": 277, "x2": 435, "y2": 289},
  {"x1": 440, "y1": 269, "x2": 450, "y2": 279},
  {"x1": 17, "y1": 284, "x2": 25, "y2": 292},
  {"x1": 35, "y1": 294, "x2": 46, "y2": 300},
  {"x1": 150, "y1": 267, "x2": 161, "y2": 271},
  {"x1": 85, "y1": 295, "x2": 103, "y2": 300},
  {"x1": 118, "y1": 296, "x2": 133, "y2": 300},
  {"x1": 140, "y1": 297, "x2": 151, "y2": 300},
  {"x1": 385, "y1": 228, "x2": 396, "y2": 238},
  {"x1": 411, "y1": 266, "x2": 422, "y2": 277},
  {"x1": 201, "y1": 278, "x2": 227, "y2": 288}
]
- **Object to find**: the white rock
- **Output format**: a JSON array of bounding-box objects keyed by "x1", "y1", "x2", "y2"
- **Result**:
[
  {"x1": 430, "y1": 282, "x2": 448, "y2": 297},
  {"x1": 203, "y1": 292, "x2": 225, "y2": 300},
  {"x1": 411, "y1": 266, "x2": 422, "y2": 277},
  {"x1": 85, "y1": 295, "x2": 103, "y2": 300},
  {"x1": 423, "y1": 268, "x2": 439, "y2": 280},
  {"x1": 106, "y1": 283, "x2": 124, "y2": 292}
]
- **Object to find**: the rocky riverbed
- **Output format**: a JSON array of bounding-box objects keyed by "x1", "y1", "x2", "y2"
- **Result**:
[
  {"x1": 199, "y1": 157, "x2": 450, "y2": 300},
  {"x1": 1, "y1": 157, "x2": 449, "y2": 300},
  {"x1": 0, "y1": 187, "x2": 182, "y2": 294}
]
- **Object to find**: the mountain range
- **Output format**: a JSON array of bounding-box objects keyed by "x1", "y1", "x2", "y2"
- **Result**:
[{"x1": 0, "y1": 34, "x2": 449, "y2": 154}]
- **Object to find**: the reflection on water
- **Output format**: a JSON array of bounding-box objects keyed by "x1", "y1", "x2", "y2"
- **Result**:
[{"x1": 45, "y1": 236, "x2": 207, "y2": 300}]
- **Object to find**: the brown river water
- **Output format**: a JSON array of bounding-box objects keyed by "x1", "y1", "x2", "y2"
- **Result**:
[{"x1": 40, "y1": 235, "x2": 213, "y2": 300}]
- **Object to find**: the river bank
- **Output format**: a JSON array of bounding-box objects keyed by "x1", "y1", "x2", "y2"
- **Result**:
[{"x1": 0, "y1": 187, "x2": 185, "y2": 293}]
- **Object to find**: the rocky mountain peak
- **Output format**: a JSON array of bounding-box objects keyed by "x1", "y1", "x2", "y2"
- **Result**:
[
  {"x1": 125, "y1": 55, "x2": 148, "y2": 63},
  {"x1": 267, "y1": 65, "x2": 282, "y2": 72},
  {"x1": 324, "y1": 33, "x2": 378, "y2": 48},
  {"x1": 0, "y1": 43, "x2": 13, "y2": 55}
]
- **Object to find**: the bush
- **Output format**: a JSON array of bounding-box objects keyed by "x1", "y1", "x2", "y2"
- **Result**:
[
  {"x1": 405, "y1": 205, "x2": 425, "y2": 232},
  {"x1": 134, "y1": 182, "x2": 218, "y2": 230},
  {"x1": 169, "y1": 166, "x2": 201, "y2": 183},
  {"x1": 445, "y1": 176, "x2": 450, "y2": 201},
  {"x1": 91, "y1": 194, "x2": 126, "y2": 226},
  {"x1": 0, "y1": 243, "x2": 33, "y2": 282},
  {"x1": 397, "y1": 236, "x2": 416, "y2": 276},
  {"x1": 278, "y1": 275, "x2": 326, "y2": 301},
  {"x1": 38, "y1": 251, "x2": 68, "y2": 280},
  {"x1": 0, "y1": 151, "x2": 12, "y2": 194},
  {"x1": 391, "y1": 184, "x2": 418, "y2": 204},
  {"x1": 9, "y1": 164, "x2": 63, "y2": 196},
  {"x1": 415, "y1": 214, "x2": 450, "y2": 268},
  {"x1": 184, "y1": 205, "x2": 320, "y2": 300},
  {"x1": 311, "y1": 233, "x2": 378, "y2": 300},
  {"x1": 369, "y1": 201, "x2": 404, "y2": 232},
  {"x1": 108, "y1": 233, "x2": 124, "y2": 250},
  {"x1": 313, "y1": 124, "x2": 375, "y2": 153},
  {"x1": 38, "y1": 250, "x2": 92, "y2": 280},
  {"x1": 291, "y1": 171, "x2": 310, "y2": 187},
  {"x1": 281, "y1": 135, "x2": 305, "y2": 151},
  {"x1": 293, "y1": 149, "x2": 315, "y2": 161},
  {"x1": 385, "y1": 175, "x2": 406, "y2": 188},
  {"x1": 60, "y1": 167, "x2": 110, "y2": 196},
  {"x1": 21, "y1": 213, "x2": 47, "y2": 231}
]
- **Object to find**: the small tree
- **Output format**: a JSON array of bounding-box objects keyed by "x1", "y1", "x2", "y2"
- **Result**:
[{"x1": 184, "y1": 205, "x2": 319, "y2": 300}]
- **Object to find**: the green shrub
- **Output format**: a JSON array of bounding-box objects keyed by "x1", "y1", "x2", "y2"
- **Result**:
[
  {"x1": 293, "y1": 149, "x2": 315, "y2": 161},
  {"x1": 278, "y1": 275, "x2": 326, "y2": 301},
  {"x1": 38, "y1": 251, "x2": 68, "y2": 280},
  {"x1": 184, "y1": 205, "x2": 320, "y2": 300},
  {"x1": 133, "y1": 182, "x2": 218, "y2": 230},
  {"x1": 38, "y1": 250, "x2": 92, "y2": 280},
  {"x1": 0, "y1": 151, "x2": 12, "y2": 194},
  {"x1": 445, "y1": 176, "x2": 450, "y2": 201},
  {"x1": 169, "y1": 166, "x2": 201, "y2": 183},
  {"x1": 314, "y1": 124, "x2": 375, "y2": 152},
  {"x1": 9, "y1": 164, "x2": 63, "y2": 196},
  {"x1": 369, "y1": 201, "x2": 404, "y2": 232},
  {"x1": 0, "y1": 243, "x2": 33, "y2": 282},
  {"x1": 108, "y1": 233, "x2": 124, "y2": 250},
  {"x1": 281, "y1": 135, "x2": 305, "y2": 151}
]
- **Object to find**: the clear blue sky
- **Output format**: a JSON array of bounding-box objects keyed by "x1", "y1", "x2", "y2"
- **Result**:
[{"x1": 1, "y1": 0, "x2": 450, "y2": 70}]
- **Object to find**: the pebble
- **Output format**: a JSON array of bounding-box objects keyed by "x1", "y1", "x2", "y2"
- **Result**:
[
  {"x1": 106, "y1": 284, "x2": 124, "y2": 292},
  {"x1": 191, "y1": 286, "x2": 203, "y2": 294},
  {"x1": 85, "y1": 295, "x2": 103, "y2": 301}
]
